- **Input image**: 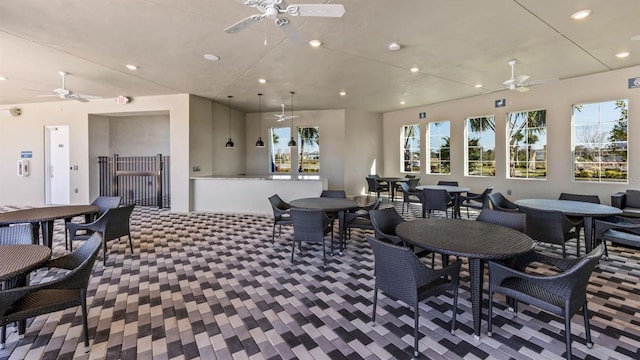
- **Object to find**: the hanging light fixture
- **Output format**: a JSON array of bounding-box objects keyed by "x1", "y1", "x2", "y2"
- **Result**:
[
  {"x1": 287, "y1": 91, "x2": 297, "y2": 147},
  {"x1": 255, "y1": 93, "x2": 265, "y2": 147},
  {"x1": 225, "y1": 95, "x2": 235, "y2": 148}
]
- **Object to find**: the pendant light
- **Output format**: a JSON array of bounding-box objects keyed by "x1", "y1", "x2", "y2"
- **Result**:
[
  {"x1": 225, "y1": 95, "x2": 234, "y2": 148},
  {"x1": 255, "y1": 93, "x2": 265, "y2": 147},
  {"x1": 287, "y1": 91, "x2": 297, "y2": 147}
]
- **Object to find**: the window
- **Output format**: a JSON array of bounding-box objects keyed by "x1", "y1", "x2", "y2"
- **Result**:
[
  {"x1": 507, "y1": 109, "x2": 547, "y2": 179},
  {"x1": 466, "y1": 116, "x2": 495, "y2": 177},
  {"x1": 427, "y1": 121, "x2": 450, "y2": 174},
  {"x1": 270, "y1": 127, "x2": 291, "y2": 173},
  {"x1": 297, "y1": 126, "x2": 320, "y2": 173},
  {"x1": 401, "y1": 124, "x2": 420, "y2": 172},
  {"x1": 572, "y1": 100, "x2": 628, "y2": 183}
]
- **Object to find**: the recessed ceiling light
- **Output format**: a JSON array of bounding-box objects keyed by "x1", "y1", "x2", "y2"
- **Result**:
[
  {"x1": 309, "y1": 39, "x2": 322, "y2": 47},
  {"x1": 339, "y1": 91, "x2": 346, "y2": 96},
  {"x1": 570, "y1": 9, "x2": 591, "y2": 20},
  {"x1": 400, "y1": 101, "x2": 406, "y2": 105},
  {"x1": 0, "y1": 76, "x2": 7, "y2": 81},
  {"x1": 258, "y1": 78, "x2": 267, "y2": 84},
  {"x1": 410, "y1": 66, "x2": 419, "y2": 73},
  {"x1": 125, "y1": 64, "x2": 138, "y2": 70},
  {"x1": 204, "y1": 54, "x2": 220, "y2": 61},
  {"x1": 616, "y1": 51, "x2": 630, "y2": 58},
  {"x1": 474, "y1": 84, "x2": 482, "y2": 88},
  {"x1": 388, "y1": 42, "x2": 401, "y2": 51}
]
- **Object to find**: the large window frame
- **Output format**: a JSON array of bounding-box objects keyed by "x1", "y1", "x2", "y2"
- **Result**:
[
  {"x1": 572, "y1": 99, "x2": 628, "y2": 183},
  {"x1": 401, "y1": 124, "x2": 420, "y2": 173},
  {"x1": 270, "y1": 127, "x2": 291, "y2": 173},
  {"x1": 297, "y1": 126, "x2": 320, "y2": 173},
  {"x1": 465, "y1": 115, "x2": 496, "y2": 177},
  {"x1": 507, "y1": 109, "x2": 547, "y2": 179},
  {"x1": 427, "y1": 121, "x2": 451, "y2": 174}
]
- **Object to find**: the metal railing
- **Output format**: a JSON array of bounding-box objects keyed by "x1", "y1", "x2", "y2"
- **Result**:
[{"x1": 98, "y1": 154, "x2": 170, "y2": 208}]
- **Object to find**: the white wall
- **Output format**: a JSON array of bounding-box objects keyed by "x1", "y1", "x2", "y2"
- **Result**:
[
  {"x1": 88, "y1": 114, "x2": 110, "y2": 201},
  {"x1": 344, "y1": 110, "x2": 383, "y2": 196},
  {"x1": 382, "y1": 65, "x2": 640, "y2": 205},
  {"x1": 189, "y1": 96, "x2": 214, "y2": 176},
  {"x1": 108, "y1": 114, "x2": 169, "y2": 156},
  {"x1": 213, "y1": 101, "x2": 246, "y2": 175}
]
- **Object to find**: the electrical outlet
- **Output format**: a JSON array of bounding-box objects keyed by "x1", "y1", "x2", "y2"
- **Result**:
[{"x1": 507, "y1": 189, "x2": 512, "y2": 195}]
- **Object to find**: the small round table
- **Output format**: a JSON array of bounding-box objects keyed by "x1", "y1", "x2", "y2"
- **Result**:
[
  {"x1": 289, "y1": 197, "x2": 359, "y2": 253},
  {"x1": 0, "y1": 244, "x2": 52, "y2": 282},
  {"x1": 396, "y1": 218, "x2": 534, "y2": 339}
]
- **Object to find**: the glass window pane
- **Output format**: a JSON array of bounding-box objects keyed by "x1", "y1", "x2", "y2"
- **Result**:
[
  {"x1": 507, "y1": 110, "x2": 546, "y2": 180},
  {"x1": 401, "y1": 124, "x2": 420, "y2": 173},
  {"x1": 270, "y1": 127, "x2": 291, "y2": 173},
  {"x1": 297, "y1": 126, "x2": 319, "y2": 173}
]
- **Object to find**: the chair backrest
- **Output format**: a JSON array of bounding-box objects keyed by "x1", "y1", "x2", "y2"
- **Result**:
[
  {"x1": 0, "y1": 224, "x2": 33, "y2": 245},
  {"x1": 488, "y1": 192, "x2": 519, "y2": 212},
  {"x1": 321, "y1": 190, "x2": 346, "y2": 198},
  {"x1": 91, "y1": 196, "x2": 122, "y2": 215},
  {"x1": 437, "y1": 181, "x2": 459, "y2": 186},
  {"x1": 558, "y1": 192, "x2": 600, "y2": 204},
  {"x1": 404, "y1": 174, "x2": 416, "y2": 179},
  {"x1": 47, "y1": 232, "x2": 103, "y2": 288},
  {"x1": 269, "y1": 194, "x2": 290, "y2": 212},
  {"x1": 407, "y1": 178, "x2": 420, "y2": 188},
  {"x1": 367, "y1": 236, "x2": 424, "y2": 304},
  {"x1": 370, "y1": 208, "x2": 405, "y2": 244},
  {"x1": 291, "y1": 208, "x2": 330, "y2": 243},
  {"x1": 423, "y1": 188, "x2": 452, "y2": 212},
  {"x1": 365, "y1": 177, "x2": 384, "y2": 192},
  {"x1": 476, "y1": 209, "x2": 526, "y2": 232},
  {"x1": 102, "y1": 204, "x2": 135, "y2": 241},
  {"x1": 366, "y1": 174, "x2": 380, "y2": 179},
  {"x1": 518, "y1": 205, "x2": 572, "y2": 244},
  {"x1": 557, "y1": 245, "x2": 604, "y2": 300}
]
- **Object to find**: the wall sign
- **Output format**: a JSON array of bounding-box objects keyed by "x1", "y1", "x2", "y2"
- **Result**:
[
  {"x1": 20, "y1": 151, "x2": 32, "y2": 158},
  {"x1": 418, "y1": 112, "x2": 426, "y2": 119},
  {"x1": 495, "y1": 99, "x2": 506, "y2": 108},
  {"x1": 628, "y1": 77, "x2": 640, "y2": 89}
]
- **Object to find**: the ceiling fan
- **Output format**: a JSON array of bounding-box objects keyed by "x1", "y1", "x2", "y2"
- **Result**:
[
  {"x1": 275, "y1": 103, "x2": 299, "y2": 121},
  {"x1": 38, "y1": 71, "x2": 101, "y2": 102},
  {"x1": 503, "y1": 60, "x2": 531, "y2": 92},
  {"x1": 225, "y1": 0, "x2": 346, "y2": 43}
]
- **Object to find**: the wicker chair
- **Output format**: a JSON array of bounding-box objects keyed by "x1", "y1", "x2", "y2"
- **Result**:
[
  {"x1": 367, "y1": 236, "x2": 461, "y2": 358},
  {"x1": 594, "y1": 216, "x2": 640, "y2": 258},
  {"x1": 365, "y1": 177, "x2": 389, "y2": 200},
  {"x1": 64, "y1": 196, "x2": 122, "y2": 250},
  {"x1": 369, "y1": 208, "x2": 432, "y2": 262},
  {"x1": 422, "y1": 188, "x2": 455, "y2": 218},
  {"x1": 460, "y1": 187, "x2": 493, "y2": 218},
  {"x1": 476, "y1": 209, "x2": 526, "y2": 232},
  {"x1": 399, "y1": 180, "x2": 422, "y2": 215},
  {"x1": 437, "y1": 180, "x2": 459, "y2": 186},
  {"x1": 290, "y1": 209, "x2": 334, "y2": 267},
  {"x1": 518, "y1": 205, "x2": 580, "y2": 258},
  {"x1": 0, "y1": 233, "x2": 102, "y2": 352},
  {"x1": 488, "y1": 192, "x2": 519, "y2": 212},
  {"x1": 558, "y1": 192, "x2": 600, "y2": 242},
  {"x1": 268, "y1": 194, "x2": 292, "y2": 244},
  {"x1": 345, "y1": 198, "x2": 382, "y2": 240},
  {"x1": 487, "y1": 245, "x2": 604, "y2": 359},
  {"x1": 67, "y1": 204, "x2": 135, "y2": 263}
]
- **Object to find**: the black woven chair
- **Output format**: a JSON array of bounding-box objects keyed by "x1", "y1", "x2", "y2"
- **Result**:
[
  {"x1": 345, "y1": 198, "x2": 381, "y2": 240},
  {"x1": 422, "y1": 188, "x2": 455, "y2": 218},
  {"x1": 476, "y1": 209, "x2": 526, "y2": 232},
  {"x1": 487, "y1": 245, "x2": 604, "y2": 359},
  {"x1": 395, "y1": 174, "x2": 416, "y2": 195},
  {"x1": 365, "y1": 177, "x2": 389, "y2": 200},
  {"x1": 268, "y1": 194, "x2": 292, "y2": 244},
  {"x1": 399, "y1": 180, "x2": 423, "y2": 215},
  {"x1": 290, "y1": 209, "x2": 334, "y2": 268},
  {"x1": 518, "y1": 205, "x2": 580, "y2": 258},
  {"x1": 460, "y1": 187, "x2": 493, "y2": 218},
  {"x1": 367, "y1": 236, "x2": 461, "y2": 358},
  {"x1": 64, "y1": 196, "x2": 122, "y2": 250},
  {"x1": 369, "y1": 208, "x2": 433, "y2": 262},
  {"x1": 67, "y1": 204, "x2": 135, "y2": 263},
  {"x1": 437, "y1": 180, "x2": 459, "y2": 186},
  {"x1": 0, "y1": 233, "x2": 102, "y2": 352},
  {"x1": 558, "y1": 192, "x2": 600, "y2": 242},
  {"x1": 488, "y1": 192, "x2": 519, "y2": 212},
  {"x1": 594, "y1": 216, "x2": 640, "y2": 258}
]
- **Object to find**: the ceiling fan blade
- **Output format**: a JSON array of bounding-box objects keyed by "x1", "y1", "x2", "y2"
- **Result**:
[
  {"x1": 515, "y1": 86, "x2": 530, "y2": 93},
  {"x1": 225, "y1": 14, "x2": 264, "y2": 34},
  {"x1": 276, "y1": 18, "x2": 305, "y2": 43},
  {"x1": 76, "y1": 94, "x2": 102, "y2": 100},
  {"x1": 36, "y1": 94, "x2": 57, "y2": 98},
  {"x1": 515, "y1": 74, "x2": 530, "y2": 84},
  {"x1": 70, "y1": 95, "x2": 90, "y2": 102},
  {"x1": 527, "y1": 78, "x2": 558, "y2": 86},
  {"x1": 503, "y1": 78, "x2": 515, "y2": 86},
  {"x1": 286, "y1": 4, "x2": 346, "y2": 17}
]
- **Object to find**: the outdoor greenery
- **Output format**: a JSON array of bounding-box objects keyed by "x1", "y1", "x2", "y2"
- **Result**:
[
  {"x1": 429, "y1": 121, "x2": 450, "y2": 174},
  {"x1": 298, "y1": 126, "x2": 320, "y2": 173},
  {"x1": 507, "y1": 109, "x2": 547, "y2": 179},
  {"x1": 402, "y1": 124, "x2": 420, "y2": 172},
  {"x1": 467, "y1": 115, "x2": 496, "y2": 177}
]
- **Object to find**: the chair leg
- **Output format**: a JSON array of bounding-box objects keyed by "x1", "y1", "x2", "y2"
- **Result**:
[
  {"x1": 451, "y1": 286, "x2": 458, "y2": 335},
  {"x1": 103, "y1": 238, "x2": 108, "y2": 264},
  {"x1": 564, "y1": 308, "x2": 572, "y2": 359},
  {"x1": 128, "y1": 234, "x2": 133, "y2": 254},
  {"x1": 291, "y1": 239, "x2": 296, "y2": 264},
  {"x1": 81, "y1": 290, "x2": 90, "y2": 352},
  {"x1": 371, "y1": 286, "x2": 378, "y2": 324},
  {"x1": 322, "y1": 238, "x2": 327, "y2": 268},
  {"x1": 271, "y1": 224, "x2": 276, "y2": 244},
  {"x1": 1, "y1": 324, "x2": 5, "y2": 349},
  {"x1": 413, "y1": 302, "x2": 420, "y2": 358},
  {"x1": 583, "y1": 302, "x2": 594, "y2": 348}
]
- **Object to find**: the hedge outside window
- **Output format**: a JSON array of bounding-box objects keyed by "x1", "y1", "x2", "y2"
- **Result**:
[
  {"x1": 466, "y1": 115, "x2": 496, "y2": 177},
  {"x1": 270, "y1": 127, "x2": 291, "y2": 173},
  {"x1": 428, "y1": 121, "x2": 450, "y2": 174},
  {"x1": 507, "y1": 110, "x2": 547, "y2": 179},
  {"x1": 572, "y1": 99, "x2": 627, "y2": 183},
  {"x1": 297, "y1": 126, "x2": 320, "y2": 173},
  {"x1": 401, "y1": 124, "x2": 420, "y2": 172}
]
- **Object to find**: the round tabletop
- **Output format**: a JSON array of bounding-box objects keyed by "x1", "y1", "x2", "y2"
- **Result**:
[
  {"x1": 515, "y1": 199, "x2": 622, "y2": 217},
  {"x1": 0, "y1": 205, "x2": 99, "y2": 224},
  {"x1": 396, "y1": 218, "x2": 534, "y2": 260},
  {"x1": 289, "y1": 197, "x2": 359, "y2": 212},
  {"x1": 378, "y1": 177, "x2": 409, "y2": 182},
  {"x1": 416, "y1": 185, "x2": 470, "y2": 193},
  {"x1": 0, "y1": 244, "x2": 51, "y2": 281}
]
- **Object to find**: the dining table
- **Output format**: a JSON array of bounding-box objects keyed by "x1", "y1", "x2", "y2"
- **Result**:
[
  {"x1": 416, "y1": 185, "x2": 470, "y2": 218},
  {"x1": 0, "y1": 244, "x2": 51, "y2": 282},
  {"x1": 289, "y1": 197, "x2": 359, "y2": 253},
  {"x1": 515, "y1": 199, "x2": 622, "y2": 252},
  {"x1": 377, "y1": 177, "x2": 410, "y2": 201},
  {"x1": 396, "y1": 218, "x2": 534, "y2": 339},
  {"x1": 0, "y1": 205, "x2": 99, "y2": 248}
]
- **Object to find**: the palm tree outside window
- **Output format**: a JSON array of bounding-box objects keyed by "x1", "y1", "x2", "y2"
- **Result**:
[
  {"x1": 466, "y1": 115, "x2": 496, "y2": 177},
  {"x1": 297, "y1": 126, "x2": 320, "y2": 173},
  {"x1": 507, "y1": 109, "x2": 547, "y2": 179},
  {"x1": 401, "y1": 124, "x2": 420, "y2": 173}
]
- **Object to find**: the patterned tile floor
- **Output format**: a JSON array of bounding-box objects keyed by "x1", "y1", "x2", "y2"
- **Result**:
[{"x1": 1, "y1": 200, "x2": 639, "y2": 360}]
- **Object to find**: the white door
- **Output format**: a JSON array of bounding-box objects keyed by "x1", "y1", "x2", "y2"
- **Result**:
[{"x1": 45, "y1": 125, "x2": 70, "y2": 204}]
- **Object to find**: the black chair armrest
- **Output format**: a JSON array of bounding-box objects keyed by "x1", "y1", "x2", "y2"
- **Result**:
[
  {"x1": 595, "y1": 218, "x2": 640, "y2": 238},
  {"x1": 414, "y1": 259, "x2": 461, "y2": 288},
  {"x1": 508, "y1": 250, "x2": 581, "y2": 272}
]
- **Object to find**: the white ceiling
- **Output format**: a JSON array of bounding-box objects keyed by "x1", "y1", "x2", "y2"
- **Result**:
[{"x1": 0, "y1": 0, "x2": 639, "y2": 113}]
